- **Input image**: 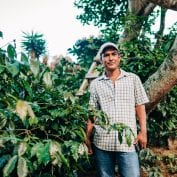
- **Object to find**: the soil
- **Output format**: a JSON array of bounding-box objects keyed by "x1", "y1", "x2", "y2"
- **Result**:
[{"x1": 150, "y1": 147, "x2": 177, "y2": 177}]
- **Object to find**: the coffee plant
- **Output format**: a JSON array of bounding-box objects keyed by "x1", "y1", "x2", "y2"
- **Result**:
[
  {"x1": 0, "y1": 32, "x2": 136, "y2": 177},
  {"x1": 0, "y1": 38, "x2": 93, "y2": 177}
]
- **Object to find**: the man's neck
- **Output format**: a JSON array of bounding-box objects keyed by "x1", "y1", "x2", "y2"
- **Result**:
[{"x1": 106, "y1": 68, "x2": 121, "y2": 81}]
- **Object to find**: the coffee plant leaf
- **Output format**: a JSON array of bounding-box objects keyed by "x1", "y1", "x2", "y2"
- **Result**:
[
  {"x1": 27, "y1": 103, "x2": 35, "y2": 119},
  {"x1": 16, "y1": 100, "x2": 28, "y2": 121},
  {"x1": 3, "y1": 155, "x2": 18, "y2": 177},
  {"x1": 17, "y1": 157, "x2": 28, "y2": 177},
  {"x1": 0, "y1": 112, "x2": 7, "y2": 129},
  {"x1": 43, "y1": 71, "x2": 53, "y2": 89},
  {"x1": 7, "y1": 44, "x2": 17, "y2": 61},
  {"x1": 18, "y1": 142, "x2": 27, "y2": 156},
  {"x1": 0, "y1": 64, "x2": 5, "y2": 73},
  {"x1": 0, "y1": 155, "x2": 11, "y2": 169},
  {"x1": 6, "y1": 61, "x2": 20, "y2": 77},
  {"x1": 20, "y1": 52, "x2": 29, "y2": 65},
  {"x1": 0, "y1": 31, "x2": 3, "y2": 38},
  {"x1": 50, "y1": 141, "x2": 62, "y2": 166}
]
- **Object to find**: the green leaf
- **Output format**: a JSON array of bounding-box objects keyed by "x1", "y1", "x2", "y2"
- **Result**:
[
  {"x1": 50, "y1": 141, "x2": 62, "y2": 166},
  {"x1": 43, "y1": 71, "x2": 53, "y2": 89},
  {"x1": 58, "y1": 151, "x2": 69, "y2": 169},
  {"x1": 18, "y1": 142, "x2": 27, "y2": 156},
  {"x1": 0, "y1": 112, "x2": 7, "y2": 129},
  {"x1": 17, "y1": 157, "x2": 28, "y2": 177},
  {"x1": 118, "y1": 132, "x2": 123, "y2": 144},
  {"x1": 0, "y1": 64, "x2": 5, "y2": 73},
  {"x1": 21, "y1": 52, "x2": 29, "y2": 64},
  {"x1": 6, "y1": 61, "x2": 20, "y2": 77},
  {"x1": 29, "y1": 116, "x2": 38, "y2": 126},
  {"x1": 0, "y1": 31, "x2": 3, "y2": 38},
  {"x1": 7, "y1": 44, "x2": 17, "y2": 60},
  {"x1": 3, "y1": 155, "x2": 18, "y2": 177},
  {"x1": 65, "y1": 140, "x2": 79, "y2": 161},
  {"x1": 125, "y1": 129, "x2": 132, "y2": 147},
  {"x1": 31, "y1": 142, "x2": 50, "y2": 165},
  {"x1": 63, "y1": 92, "x2": 75, "y2": 103},
  {"x1": 27, "y1": 103, "x2": 35, "y2": 119},
  {"x1": 22, "y1": 80, "x2": 33, "y2": 98},
  {"x1": 31, "y1": 143, "x2": 41, "y2": 157},
  {"x1": 16, "y1": 100, "x2": 28, "y2": 121},
  {"x1": 0, "y1": 155, "x2": 11, "y2": 169}
]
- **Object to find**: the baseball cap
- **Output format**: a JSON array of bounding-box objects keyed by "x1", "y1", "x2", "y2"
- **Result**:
[{"x1": 98, "y1": 42, "x2": 119, "y2": 57}]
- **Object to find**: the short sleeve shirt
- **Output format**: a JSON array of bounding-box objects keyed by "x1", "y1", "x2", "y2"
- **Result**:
[{"x1": 89, "y1": 69, "x2": 149, "y2": 152}]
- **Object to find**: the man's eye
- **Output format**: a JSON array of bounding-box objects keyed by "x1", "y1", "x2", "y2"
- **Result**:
[
  {"x1": 104, "y1": 54, "x2": 109, "y2": 57},
  {"x1": 112, "y1": 53, "x2": 117, "y2": 56}
]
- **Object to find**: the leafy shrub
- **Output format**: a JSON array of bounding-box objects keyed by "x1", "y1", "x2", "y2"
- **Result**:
[{"x1": 0, "y1": 42, "x2": 92, "y2": 177}]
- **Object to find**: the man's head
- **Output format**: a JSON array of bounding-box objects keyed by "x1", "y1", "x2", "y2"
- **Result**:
[
  {"x1": 98, "y1": 42, "x2": 119, "y2": 60},
  {"x1": 98, "y1": 42, "x2": 121, "y2": 71}
]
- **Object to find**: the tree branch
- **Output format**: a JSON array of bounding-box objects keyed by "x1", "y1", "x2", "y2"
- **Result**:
[
  {"x1": 145, "y1": 35, "x2": 177, "y2": 113},
  {"x1": 118, "y1": 0, "x2": 156, "y2": 44},
  {"x1": 154, "y1": 8, "x2": 167, "y2": 48},
  {"x1": 148, "y1": 0, "x2": 177, "y2": 11}
]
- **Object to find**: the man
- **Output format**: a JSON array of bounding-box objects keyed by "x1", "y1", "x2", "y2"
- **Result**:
[{"x1": 86, "y1": 42, "x2": 149, "y2": 177}]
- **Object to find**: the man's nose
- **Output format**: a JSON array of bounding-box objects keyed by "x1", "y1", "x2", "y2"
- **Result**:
[{"x1": 108, "y1": 54, "x2": 114, "y2": 60}]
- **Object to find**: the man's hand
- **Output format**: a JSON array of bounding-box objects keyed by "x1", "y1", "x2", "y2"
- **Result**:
[{"x1": 134, "y1": 131, "x2": 147, "y2": 149}]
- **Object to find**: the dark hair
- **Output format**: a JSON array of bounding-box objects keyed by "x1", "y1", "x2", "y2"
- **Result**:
[{"x1": 101, "y1": 46, "x2": 119, "y2": 55}]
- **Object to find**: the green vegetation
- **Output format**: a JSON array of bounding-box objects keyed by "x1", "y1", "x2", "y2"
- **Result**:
[{"x1": 0, "y1": 1, "x2": 177, "y2": 176}]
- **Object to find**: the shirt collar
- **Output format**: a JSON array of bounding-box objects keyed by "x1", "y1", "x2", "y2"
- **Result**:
[{"x1": 98, "y1": 69, "x2": 129, "y2": 81}]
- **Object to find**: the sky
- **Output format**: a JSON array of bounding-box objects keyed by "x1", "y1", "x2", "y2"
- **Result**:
[
  {"x1": 0, "y1": 0, "x2": 177, "y2": 60},
  {"x1": 0, "y1": 0, "x2": 100, "y2": 59}
]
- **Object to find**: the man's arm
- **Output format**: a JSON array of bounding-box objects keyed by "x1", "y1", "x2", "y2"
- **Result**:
[
  {"x1": 85, "y1": 117, "x2": 95, "y2": 154},
  {"x1": 134, "y1": 104, "x2": 147, "y2": 149}
]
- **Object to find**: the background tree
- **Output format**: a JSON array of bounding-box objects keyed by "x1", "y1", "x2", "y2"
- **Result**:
[
  {"x1": 21, "y1": 31, "x2": 46, "y2": 60},
  {"x1": 74, "y1": 0, "x2": 177, "y2": 113},
  {"x1": 71, "y1": 0, "x2": 177, "y2": 165}
]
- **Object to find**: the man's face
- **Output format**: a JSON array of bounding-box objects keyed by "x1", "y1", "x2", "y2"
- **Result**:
[{"x1": 101, "y1": 49, "x2": 120, "y2": 71}]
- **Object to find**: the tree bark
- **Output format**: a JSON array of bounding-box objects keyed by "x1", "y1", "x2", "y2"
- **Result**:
[
  {"x1": 147, "y1": 0, "x2": 177, "y2": 11},
  {"x1": 154, "y1": 8, "x2": 167, "y2": 48},
  {"x1": 144, "y1": 36, "x2": 177, "y2": 113},
  {"x1": 118, "y1": 0, "x2": 156, "y2": 44}
]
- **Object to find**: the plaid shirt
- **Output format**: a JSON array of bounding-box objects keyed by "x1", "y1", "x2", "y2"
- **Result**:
[{"x1": 89, "y1": 69, "x2": 149, "y2": 152}]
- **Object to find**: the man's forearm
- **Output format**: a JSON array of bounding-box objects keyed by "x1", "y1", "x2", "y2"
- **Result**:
[
  {"x1": 135, "y1": 104, "x2": 147, "y2": 148},
  {"x1": 136, "y1": 105, "x2": 147, "y2": 133},
  {"x1": 86, "y1": 119, "x2": 94, "y2": 139}
]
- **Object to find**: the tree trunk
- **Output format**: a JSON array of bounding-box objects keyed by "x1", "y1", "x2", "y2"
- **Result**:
[
  {"x1": 148, "y1": 0, "x2": 177, "y2": 11},
  {"x1": 118, "y1": 0, "x2": 156, "y2": 44},
  {"x1": 144, "y1": 36, "x2": 177, "y2": 113},
  {"x1": 154, "y1": 8, "x2": 167, "y2": 49}
]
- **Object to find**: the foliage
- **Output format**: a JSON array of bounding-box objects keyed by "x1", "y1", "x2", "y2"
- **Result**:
[
  {"x1": 0, "y1": 37, "x2": 91, "y2": 176},
  {"x1": 71, "y1": 2, "x2": 177, "y2": 175},
  {"x1": 148, "y1": 86, "x2": 177, "y2": 146},
  {"x1": 139, "y1": 148, "x2": 177, "y2": 176},
  {"x1": 68, "y1": 36, "x2": 106, "y2": 69},
  {"x1": 139, "y1": 148, "x2": 163, "y2": 177},
  {"x1": 162, "y1": 154, "x2": 177, "y2": 174},
  {"x1": 0, "y1": 33, "x2": 135, "y2": 177},
  {"x1": 69, "y1": 24, "x2": 177, "y2": 149},
  {"x1": 0, "y1": 31, "x2": 3, "y2": 38},
  {"x1": 21, "y1": 31, "x2": 46, "y2": 59},
  {"x1": 74, "y1": 0, "x2": 127, "y2": 38}
]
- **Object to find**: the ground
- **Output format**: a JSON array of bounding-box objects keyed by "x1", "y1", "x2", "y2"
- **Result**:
[{"x1": 78, "y1": 147, "x2": 177, "y2": 177}]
